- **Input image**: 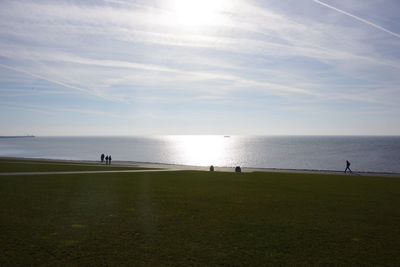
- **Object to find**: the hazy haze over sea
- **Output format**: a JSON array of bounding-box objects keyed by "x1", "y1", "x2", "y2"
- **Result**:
[{"x1": 1, "y1": 136, "x2": 400, "y2": 173}]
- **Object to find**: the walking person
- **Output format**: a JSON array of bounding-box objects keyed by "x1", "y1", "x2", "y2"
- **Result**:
[
  {"x1": 109, "y1": 155, "x2": 112, "y2": 165},
  {"x1": 101, "y1": 153, "x2": 105, "y2": 163},
  {"x1": 105, "y1": 155, "x2": 109, "y2": 165},
  {"x1": 344, "y1": 160, "x2": 352, "y2": 173}
]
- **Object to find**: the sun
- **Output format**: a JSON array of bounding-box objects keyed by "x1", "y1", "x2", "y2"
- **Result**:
[{"x1": 166, "y1": 0, "x2": 230, "y2": 29}]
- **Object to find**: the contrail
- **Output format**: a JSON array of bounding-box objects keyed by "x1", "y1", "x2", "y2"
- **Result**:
[
  {"x1": 0, "y1": 62, "x2": 92, "y2": 94},
  {"x1": 0, "y1": 63, "x2": 126, "y2": 102},
  {"x1": 313, "y1": 0, "x2": 400, "y2": 39}
]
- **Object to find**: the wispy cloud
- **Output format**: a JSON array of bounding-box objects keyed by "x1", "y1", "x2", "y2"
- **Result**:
[
  {"x1": 0, "y1": 100, "x2": 122, "y2": 117},
  {"x1": 0, "y1": 63, "x2": 92, "y2": 95}
]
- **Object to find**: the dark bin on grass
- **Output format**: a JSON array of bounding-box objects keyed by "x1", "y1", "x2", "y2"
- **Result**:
[{"x1": 235, "y1": 166, "x2": 241, "y2": 173}]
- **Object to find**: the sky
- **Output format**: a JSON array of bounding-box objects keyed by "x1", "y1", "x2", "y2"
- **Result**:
[{"x1": 0, "y1": 0, "x2": 400, "y2": 136}]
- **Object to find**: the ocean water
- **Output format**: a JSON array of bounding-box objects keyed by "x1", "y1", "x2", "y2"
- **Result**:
[{"x1": 0, "y1": 136, "x2": 400, "y2": 173}]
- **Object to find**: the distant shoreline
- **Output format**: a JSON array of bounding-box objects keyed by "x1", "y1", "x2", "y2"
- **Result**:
[
  {"x1": 0, "y1": 135, "x2": 35, "y2": 138},
  {"x1": 1, "y1": 156, "x2": 399, "y2": 178}
]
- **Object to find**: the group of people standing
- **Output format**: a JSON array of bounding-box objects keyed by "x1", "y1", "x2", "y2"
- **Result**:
[{"x1": 100, "y1": 154, "x2": 112, "y2": 164}]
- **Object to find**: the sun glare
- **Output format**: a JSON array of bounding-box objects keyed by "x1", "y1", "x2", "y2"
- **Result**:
[
  {"x1": 168, "y1": 135, "x2": 230, "y2": 166},
  {"x1": 166, "y1": 0, "x2": 230, "y2": 29}
]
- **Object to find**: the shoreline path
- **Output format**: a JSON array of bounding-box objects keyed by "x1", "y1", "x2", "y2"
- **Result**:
[
  {"x1": 1, "y1": 167, "x2": 399, "y2": 178},
  {"x1": 1, "y1": 157, "x2": 399, "y2": 177},
  {"x1": 0, "y1": 169, "x2": 182, "y2": 176}
]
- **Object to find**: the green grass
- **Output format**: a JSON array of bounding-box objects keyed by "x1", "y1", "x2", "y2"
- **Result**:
[
  {"x1": 1, "y1": 168, "x2": 400, "y2": 266},
  {"x1": 0, "y1": 158, "x2": 153, "y2": 172}
]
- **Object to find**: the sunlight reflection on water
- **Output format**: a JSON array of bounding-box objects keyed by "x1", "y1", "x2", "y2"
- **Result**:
[{"x1": 166, "y1": 135, "x2": 232, "y2": 166}]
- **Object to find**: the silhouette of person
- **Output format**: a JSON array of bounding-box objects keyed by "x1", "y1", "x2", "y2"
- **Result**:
[
  {"x1": 101, "y1": 154, "x2": 105, "y2": 163},
  {"x1": 105, "y1": 155, "x2": 109, "y2": 165},
  {"x1": 209, "y1": 165, "x2": 214, "y2": 172},
  {"x1": 109, "y1": 155, "x2": 112, "y2": 165},
  {"x1": 345, "y1": 160, "x2": 352, "y2": 173}
]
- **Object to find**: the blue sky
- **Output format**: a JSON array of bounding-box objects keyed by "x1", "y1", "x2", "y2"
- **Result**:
[{"x1": 0, "y1": 0, "x2": 399, "y2": 135}]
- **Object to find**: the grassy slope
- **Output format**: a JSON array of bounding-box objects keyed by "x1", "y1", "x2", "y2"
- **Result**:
[
  {"x1": 0, "y1": 159, "x2": 151, "y2": 172},
  {"x1": 1, "y1": 171, "x2": 400, "y2": 266}
]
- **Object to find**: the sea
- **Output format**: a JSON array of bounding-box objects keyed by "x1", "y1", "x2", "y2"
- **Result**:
[{"x1": 1, "y1": 136, "x2": 400, "y2": 173}]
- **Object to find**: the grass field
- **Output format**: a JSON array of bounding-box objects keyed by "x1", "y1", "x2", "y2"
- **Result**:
[{"x1": 1, "y1": 161, "x2": 400, "y2": 266}]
